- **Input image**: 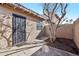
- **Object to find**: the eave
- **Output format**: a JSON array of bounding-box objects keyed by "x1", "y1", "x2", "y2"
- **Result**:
[{"x1": 0, "y1": 3, "x2": 46, "y2": 21}]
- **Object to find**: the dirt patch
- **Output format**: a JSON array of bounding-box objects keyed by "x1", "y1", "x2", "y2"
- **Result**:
[
  {"x1": 32, "y1": 45, "x2": 76, "y2": 56},
  {"x1": 46, "y1": 38, "x2": 79, "y2": 55}
]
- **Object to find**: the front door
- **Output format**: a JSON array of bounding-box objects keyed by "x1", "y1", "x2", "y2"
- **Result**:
[{"x1": 12, "y1": 14, "x2": 26, "y2": 46}]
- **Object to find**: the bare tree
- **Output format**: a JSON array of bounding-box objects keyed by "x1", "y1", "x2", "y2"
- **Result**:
[{"x1": 43, "y1": 3, "x2": 68, "y2": 43}]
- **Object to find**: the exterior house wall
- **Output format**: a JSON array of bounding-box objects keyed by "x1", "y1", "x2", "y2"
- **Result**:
[
  {"x1": 0, "y1": 5, "x2": 42, "y2": 48},
  {"x1": 26, "y1": 19, "x2": 39, "y2": 42},
  {"x1": 0, "y1": 7, "x2": 12, "y2": 48}
]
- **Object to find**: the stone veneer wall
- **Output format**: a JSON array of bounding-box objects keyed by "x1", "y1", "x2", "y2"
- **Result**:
[
  {"x1": 0, "y1": 7, "x2": 12, "y2": 48},
  {"x1": 1, "y1": 15, "x2": 12, "y2": 47}
]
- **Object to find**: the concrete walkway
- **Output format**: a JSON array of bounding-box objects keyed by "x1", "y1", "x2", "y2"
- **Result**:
[
  {"x1": 7, "y1": 46, "x2": 42, "y2": 56},
  {"x1": 0, "y1": 39, "x2": 77, "y2": 56},
  {"x1": 0, "y1": 40, "x2": 46, "y2": 56}
]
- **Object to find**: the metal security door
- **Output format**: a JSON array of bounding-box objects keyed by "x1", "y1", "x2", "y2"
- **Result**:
[{"x1": 12, "y1": 14, "x2": 26, "y2": 46}]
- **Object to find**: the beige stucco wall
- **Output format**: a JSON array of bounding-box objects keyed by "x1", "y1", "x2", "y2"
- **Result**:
[
  {"x1": 0, "y1": 6, "x2": 40, "y2": 48},
  {"x1": 46, "y1": 24, "x2": 73, "y2": 39},
  {"x1": 56, "y1": 24, "x2": 73, "y2": 39},
  {"x1": 36, "y1": 24, "x2": 73, "y2": 40},
  {"x1": 26, "y1": 19, "x2": 40, "y2": 42},
  {"x1": 74, "y1": 18, "x2": 79, "y2": 48}
]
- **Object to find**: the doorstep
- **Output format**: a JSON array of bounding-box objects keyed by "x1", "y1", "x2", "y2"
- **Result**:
[
  {"x1": 0, "y1": 42, "x2": 46, "y2": 56},
  {"x1": 8, "y1": 46, "x2": 42, "y2": 56}
]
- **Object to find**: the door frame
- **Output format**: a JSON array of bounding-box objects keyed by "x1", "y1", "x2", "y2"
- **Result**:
[{"x1": 12, "y1": 14, "x2": 26, "y2": 46}]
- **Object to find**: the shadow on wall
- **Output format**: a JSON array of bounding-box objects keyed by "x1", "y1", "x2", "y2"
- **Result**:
[
  {"x1": 36, "y1": 26, "x2": 49, "y2": 39},
  {"x1": 36, "y1": 24, "x2": 73, "y2": 40}
]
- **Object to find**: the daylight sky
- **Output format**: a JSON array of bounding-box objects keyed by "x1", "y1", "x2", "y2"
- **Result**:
[{"x1": 21, "y1": 3, "x2": 79, "y2": 22}]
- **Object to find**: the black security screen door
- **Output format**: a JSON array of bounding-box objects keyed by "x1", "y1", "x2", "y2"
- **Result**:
[{"x1": 12, "y1": 14, "x2": 26, "y2": 46}]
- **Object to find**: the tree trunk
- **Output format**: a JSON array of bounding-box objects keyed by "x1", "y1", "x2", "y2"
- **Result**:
[
  {"x1": 45, "y1": 23, "x2": 57, "y2": 43},
  {"x1": 52, "y1": 24, "x2": 57, "y2": 42}
]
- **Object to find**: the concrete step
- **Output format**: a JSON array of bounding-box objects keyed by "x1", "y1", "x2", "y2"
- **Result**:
[
  {"x1": 8, "y1": 46, "x2": 42, "y2": 56},
  {"x1": 0, "y1": 42, "x2": 46, "y2": 56}
]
